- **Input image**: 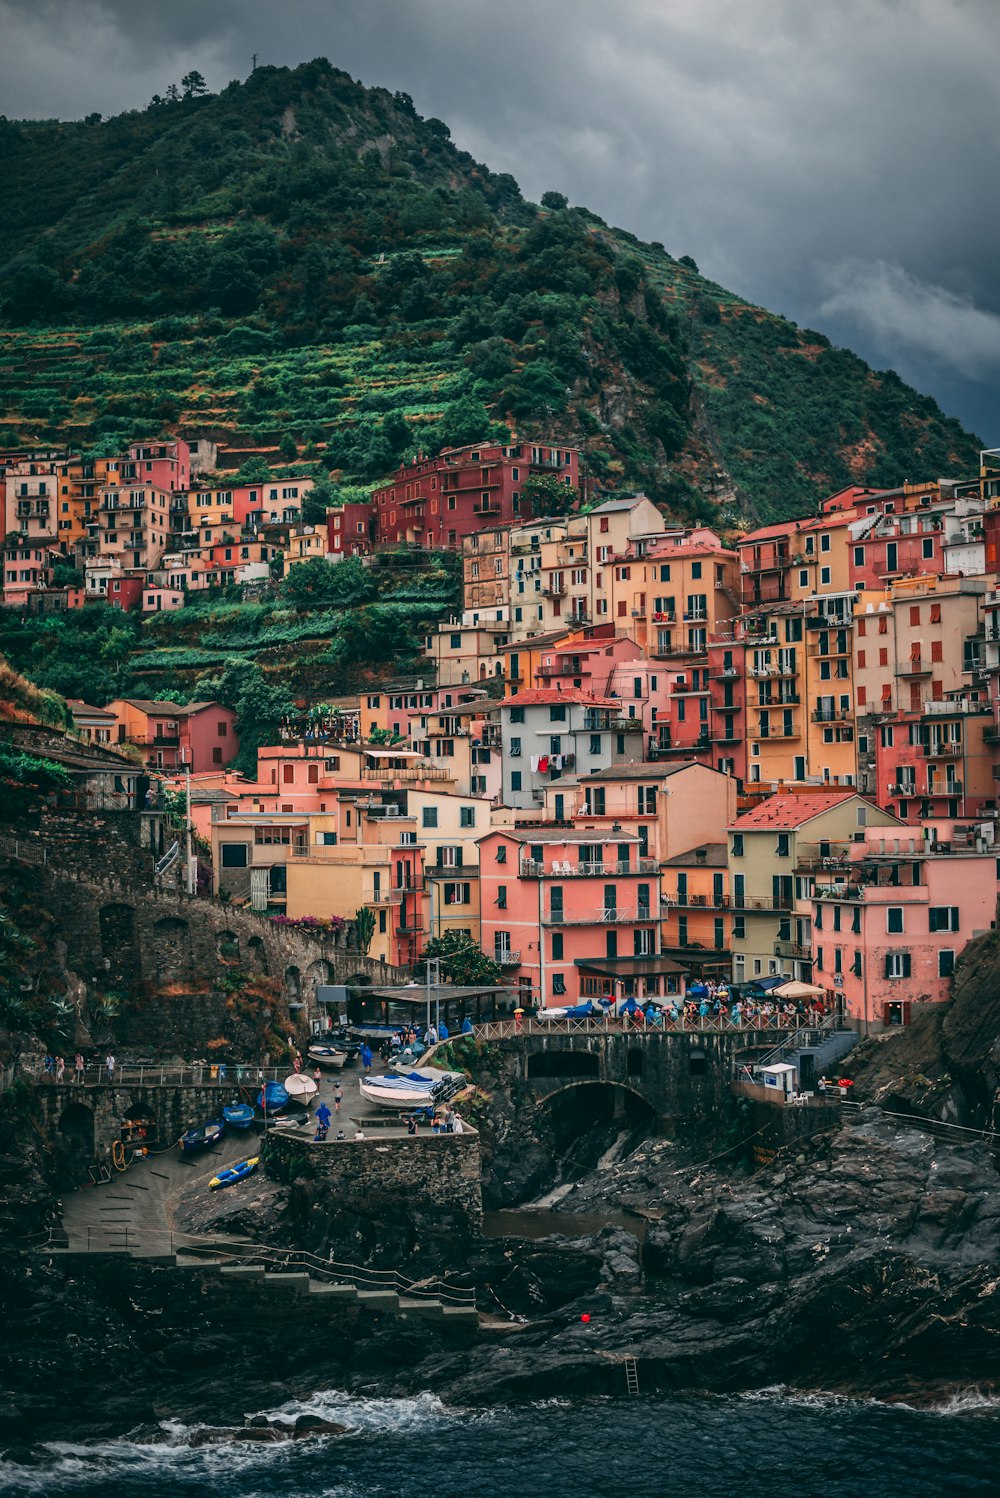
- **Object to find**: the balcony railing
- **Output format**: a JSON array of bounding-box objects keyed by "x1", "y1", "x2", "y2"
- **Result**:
[
  {"x1": 361, "y1": 765, "x2": 452, "y2": 782},
  {"x1": 811, "y1": 709, "x2": 851, "y2": 723},
  {"x1": 731, "y1": 894, "x2": 793, "y2": 912},
  {"x1": 494, "y1": 950, "x2": 521, "y2": 966},
  {"x1": 773, "y1": 940, "x2": 812, "y2": 960},
  {"x1": 896, "y1": 660, "x2": 931, "y2": 676},
  {"x1": 520, "y1": 858, "x2": 658, "y2": 878},
  {"x1": 922, "y1": 742, "x2": 962, "y2": 758},
  {"x1": 661, "y1": 892, "x2": 730, "y2": 909},
  {"x1": 543, "y1": 908, "x2": 653, "y2": 927},
  {"x1": 926, "y1": 781, "x2": 963, "y2": 796}
]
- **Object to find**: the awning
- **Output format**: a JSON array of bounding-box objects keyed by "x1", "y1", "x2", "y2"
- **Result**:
[
  {"x1": 367, "y1": 984, "x2": 519, "y2": 1001},
  {"x1": 362, "y1": 747, "x2": 423, "y2": 758},
  {"x1": 574, "y1": 956, "x2": 688, "y2": 978}
]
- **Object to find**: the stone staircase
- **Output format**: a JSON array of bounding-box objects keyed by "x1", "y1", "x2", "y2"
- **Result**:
[{"x1": 171, "y1": 1241, "x2": 479, "y2": 1325}]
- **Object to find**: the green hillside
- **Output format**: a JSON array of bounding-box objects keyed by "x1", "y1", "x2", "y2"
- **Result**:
[{"x1": 0, "y1": 58, "x2": 980, "y2": 522}]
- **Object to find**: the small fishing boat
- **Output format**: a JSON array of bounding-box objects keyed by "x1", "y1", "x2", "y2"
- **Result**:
[
  {"x1": 222, "y1": 1102, "x2": 255, "y2": 1130},
  {"x1": 209, "y1": 1156, "x2": 259, "y2": 1190},
  {"x1": 179, "y1": 1119, "x2": 224, "y2": 1153},
  {"x1": 258, "y1": 1080, "x2": 289, "y2": 1112},
  {"x1": 307, "y1": 1043, "x2": 358, "y2": 1070},
  {"x1": 283, "y1": 1072, "x2": 318, "y2": 1106}
]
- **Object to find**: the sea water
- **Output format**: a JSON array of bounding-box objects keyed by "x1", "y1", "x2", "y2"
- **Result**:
[{"x1": 1, "y1": 1387, "x2": 999, "y2": 1498}]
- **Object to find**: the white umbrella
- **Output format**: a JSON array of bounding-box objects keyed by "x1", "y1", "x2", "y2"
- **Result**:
[{"x1": 771, "y1": 979, "x2": 825, "y2": 999}]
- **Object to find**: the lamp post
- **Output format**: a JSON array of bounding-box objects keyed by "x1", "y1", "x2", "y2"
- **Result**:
[{"x1": 425, "y1": 956, "x2": 441, "y2": 1038}]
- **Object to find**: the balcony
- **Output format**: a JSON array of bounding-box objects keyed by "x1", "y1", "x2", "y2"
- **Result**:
[
  {"x1": 537, "y1": 662, "x2": 582, "y2": 678},
  {"x1": 494, "y1": 950, "x2": 521, "y2": 966},
  {"x1": 360, "y1": 764, "x2": 452, "y2": 782},
  {"x1": 896, "y1": 659, "x2": 932, "y2": 677},
  {"x1": 811, "y1": 709, "x2": 851, "y2": 723},
  {"x1": 661, "y1": 893, "x2": 730, "y2": 909},
  {"x1": 926, "y1": 781, "x2": 963, "y2": 797},
  {"x1": 425, "y1": 864, "x2": 468, "y2": 878},
  {"x1": 983, "y1": 725, "x2": 1000, "y2": 744},
  {"x1": 131, "y1": 732, "x2": 180, "y2": 747},
  {"x1": 543, "y1": 582, "x2": 566, "y2": 597},
  {"x1": 731, "y1": 894, "x2": 793, "y2": 912},
  {"x1": 520, "y1": 857, "x2": 659, "y2": 878},
  {"x1": 747, "y1": 663, "x2": 797, "y2": 679},
  {"x1": 543, "y1": 908, "x2": 652, "y2": 927},
  {"x1": 922, "y1": 742, "x2": 963, "y2": 758},
  {"x1": 773, "y1": 940, "x2": 812, "y2": 960}
]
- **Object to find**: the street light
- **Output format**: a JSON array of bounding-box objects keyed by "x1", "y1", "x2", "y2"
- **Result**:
[{"x1": 425, "y1": 956, "x2": 441, "y2": 1038}]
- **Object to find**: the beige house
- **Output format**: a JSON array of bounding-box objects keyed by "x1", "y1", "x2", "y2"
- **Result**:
[{"x1": 727, "y1": 790, "x2": 900, "y2": 989}]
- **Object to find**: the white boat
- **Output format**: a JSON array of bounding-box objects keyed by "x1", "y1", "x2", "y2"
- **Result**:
[
  {"x1": 283, "y1": 1073, "x2": 318, "y2": 1106},
  {"x1": 307, "y1": 1044, "x2": 354, "y2": 1070},
  {"x1": 359, "y1": 1073, "x2": 446, "y2": 1111}
]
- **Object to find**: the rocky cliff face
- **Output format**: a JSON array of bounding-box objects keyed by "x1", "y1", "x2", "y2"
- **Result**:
[
  {"x1": 412, "y1": 1111, "x2": 1000, "y2": 1405},
  {"x1": 848, "y1": 928, "x2": 1000, "y2": 1129}
]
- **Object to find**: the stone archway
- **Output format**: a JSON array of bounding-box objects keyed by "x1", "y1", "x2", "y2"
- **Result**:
[
  {"x1": 150, "y1": 916, "x2": 192, "y2": 984},
  {"x1": 534, "y1": 1080, "x2": 657, "y2": 1158},
  {"x1": 216, "y1": 930, "x2": 241, "y2": 966},
  {"x1": 247, "y1": 934, "x2": 269, "y2": 975},
  {"x1": 305, "y1": 958, "x2": 331, "y2": 1000},
  {"x1": 99, "y1": 903, "x2": 138, "y2": 977},
  {"x1": 59, "y1": 1101, "x2": 95, "y2": 1157}
]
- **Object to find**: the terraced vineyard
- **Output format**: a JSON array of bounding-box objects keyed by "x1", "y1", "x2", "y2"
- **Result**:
[{"x1": 0, "y1": 59, "x2": 981, "y2": 520}]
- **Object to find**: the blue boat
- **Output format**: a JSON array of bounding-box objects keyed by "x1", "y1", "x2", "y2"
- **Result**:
[
  {"x1": 179, "y1": 1119, "x2": 224, "y2": 1153},
  {"x1": 209, "y1": 1156, "x2": 259, "y2": 1190},
  {"x1": 258, "y1": 1080, "x2": 289, "y2": 1112},
  {"x1": 222, "y1": 1102, "x2": 255, "y2": 1130}
]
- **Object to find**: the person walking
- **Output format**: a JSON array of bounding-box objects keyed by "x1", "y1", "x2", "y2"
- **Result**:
[
  {"x1": 74, "y1": 1053, "x2": 85, "y2": 1085},
  {"x1": 54, "y1": 1056, "x2": 65, "y2": 1084},
  {"x1": 105, "y1": 1053, "x2": 116, "y2": 1082},
  {"x1": 333, "y1": 1082, "x2": 343, "y2": 1114},
  {"x1": 360, "y1": 1044, "x2": 373, "y2": 1074}
]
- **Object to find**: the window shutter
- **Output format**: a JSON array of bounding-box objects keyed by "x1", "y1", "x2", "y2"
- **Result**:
[{"x1": 902, "y1": 953, "x2": 911, "y2": 978}]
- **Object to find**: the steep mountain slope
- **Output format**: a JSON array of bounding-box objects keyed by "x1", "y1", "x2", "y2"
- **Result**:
[{"x1": 0, "y1": 59, "x2": 981, "y2": 521}]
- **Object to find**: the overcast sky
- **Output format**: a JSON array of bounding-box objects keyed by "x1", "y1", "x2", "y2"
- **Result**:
[{"x1": 3, "y1": 0, "x2": 998, "y2": 443}]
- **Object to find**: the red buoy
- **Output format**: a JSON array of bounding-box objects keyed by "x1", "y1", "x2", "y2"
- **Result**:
[{"x1": 580, "y1": 1313, "x2": 591, "y2": 1324}]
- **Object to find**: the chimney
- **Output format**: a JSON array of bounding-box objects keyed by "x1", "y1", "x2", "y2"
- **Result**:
[{"x1": 694, "y1": 847, "x2": 707, "y2": 864}]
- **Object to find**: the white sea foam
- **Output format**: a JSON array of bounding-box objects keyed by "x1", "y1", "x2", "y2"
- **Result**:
[
  {"x1": 0, "y1": 1391, "x2": 463, "y2": 1494},
  {"x1": 740, "y1": 1383, "x2": 1000, "y2": 1416}
]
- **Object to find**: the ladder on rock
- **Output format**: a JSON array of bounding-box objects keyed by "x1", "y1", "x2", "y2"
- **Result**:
[{"x1": 623, "y1": 1355, "x2": 639, "y2": 1396}]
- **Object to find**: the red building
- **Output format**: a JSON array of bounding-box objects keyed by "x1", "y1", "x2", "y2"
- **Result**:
[
  {"x1": 368, "y1": 440, "x2": 579, "y2": 549},
  {"x1": 327, "y1": 502, "x2": 374, "y2": 558}
]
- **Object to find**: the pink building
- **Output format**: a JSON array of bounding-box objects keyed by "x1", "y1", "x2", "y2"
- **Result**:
[
  {"x1": 870, "y1": 701, "x2": 995, "y2": 822},
  {"x1": 370, "y1": 440, "x2": 579, "y2": 550},
  {"x1": 108, "y1": 699, "x2": 239, "y2": 773},
  {"x1": 811, "y1": 821, "x2": 998, "y2": 1028},
  {"x1": 478, "y1": 827, "x2": 679, "y2": 1007}
]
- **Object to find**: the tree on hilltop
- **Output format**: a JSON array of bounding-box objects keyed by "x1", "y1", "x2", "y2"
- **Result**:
[{"x1": 181, "y1": 71, "x2": 208, "y2": 98}]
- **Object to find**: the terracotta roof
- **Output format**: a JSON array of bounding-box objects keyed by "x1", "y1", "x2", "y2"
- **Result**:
[
  {"x1": 728, "y1": 791, "x2": 861, "y2": 830},
  {"x1": 662, "y1": 842, "x2": 728, "y2": 868},
  {"x1": 738, "y1": 518, "x2": 819, "y2": 545},
  {"x1": 499, "y1": 690, "x2": 617, "y2": 706}
]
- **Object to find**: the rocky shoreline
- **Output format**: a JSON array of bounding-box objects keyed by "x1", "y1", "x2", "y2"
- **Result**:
[{"x1": 1, "y1": 1105, "x2": 999, "y2": 1448}]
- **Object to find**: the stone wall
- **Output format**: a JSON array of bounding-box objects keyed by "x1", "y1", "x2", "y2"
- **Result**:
[
  {"x1": 266, "y1": 1129, "x2": 483, "y2": 1240},
  {"x1": 7, "y1": 861, "x2": 406, "y2": 1027},
  {"x1": 37, "y1": 1080, "x2": 266, "y2": 1161}
]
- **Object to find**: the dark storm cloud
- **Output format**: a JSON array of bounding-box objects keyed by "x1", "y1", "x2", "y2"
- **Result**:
[{"x1": 2, "y1": 0, "x2": 998, "y2": 440}]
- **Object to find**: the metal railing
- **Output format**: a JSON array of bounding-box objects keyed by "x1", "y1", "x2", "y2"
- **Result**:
[
  {"x1": 0, "y1": 836, "x2": 47, "y2": 866},
  {"x1": 21, "y1": 1061, "x2": 289, "y2": 1088},
  {"x1": 473, "y1": 1014, "x2": 841, "y2": 1040}
]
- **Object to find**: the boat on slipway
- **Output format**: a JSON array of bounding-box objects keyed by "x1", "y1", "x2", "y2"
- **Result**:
[
  {"x1": 359, "y1": 1070, "x2": 464, "y2": 1111},
  {"x1": 283, "y1": 1073, "x2": 318, "y2": 1107},
  {"x1": 222, "y1": 1103, "x2": 255, "y2": 1130},
  {"x1": 209, "y1": 1156, "x2": 259, "y2": 1190},
  {"x1": 179, "y1": 1119, "x2": 224, "y2": 1153},
  {"x1": 258, "y1": 1080, "x2": 289, "y2": 1113},
  {"x1": 307, "y1": 1043, "x2": 358, "y2": 1070}
]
